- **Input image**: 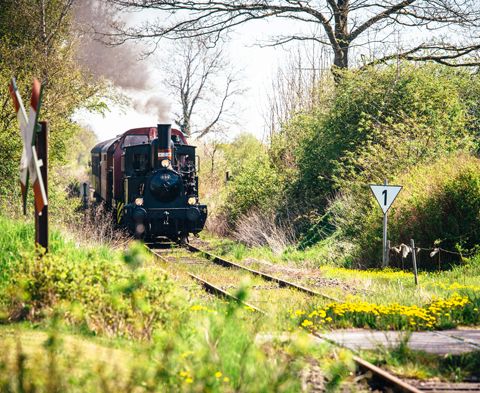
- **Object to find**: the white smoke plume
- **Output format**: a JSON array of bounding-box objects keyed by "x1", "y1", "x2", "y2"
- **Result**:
[
  {"x1": 74, "y1": 0, "x2": 171, "y2": 123},
  {"x1": 133, "y1": 95, "x2": 171, "y2": 124}
]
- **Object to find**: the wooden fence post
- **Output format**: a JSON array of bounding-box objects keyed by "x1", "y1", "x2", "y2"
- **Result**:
[{"x1": 411, "y1": 239, "x2": 418, "y2": 286}]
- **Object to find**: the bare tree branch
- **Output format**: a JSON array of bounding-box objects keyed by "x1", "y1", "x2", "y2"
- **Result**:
[
  {"x1": 162, "y1": 36, "x2": 242, "y2": 138},
  {"x1": 361, "y1": 42, "x2": 480, "y2": 68},
  {"x1": 106, "y1": 0, "x2": 480, "y2": 71}
]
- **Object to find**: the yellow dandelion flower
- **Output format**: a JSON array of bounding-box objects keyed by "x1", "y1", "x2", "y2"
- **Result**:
[
  {"x1": 215, "y1": 371, "x2": 222, "y2": 379},
  {"x1": 301, "y1": 319, "x2": 313, "y2": 327}
]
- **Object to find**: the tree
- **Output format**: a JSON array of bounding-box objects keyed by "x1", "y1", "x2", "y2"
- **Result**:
[
  {"x1": 0, "y1": 0, "x2": 105, "y2": 200},
  {"x1": 108, "y1": 1, "x2": 480, "y2": 72},
  {"x1": 265, "y1": 42, "x2": 332, "y2": 138},
  {"x1": 162, "y1": 37, "x2": 242, "y2": 138}
]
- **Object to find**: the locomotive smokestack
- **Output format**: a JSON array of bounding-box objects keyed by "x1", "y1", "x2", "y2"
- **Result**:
[{"x1": 157, "y1": 124, "x2": 172, "y2": 161}]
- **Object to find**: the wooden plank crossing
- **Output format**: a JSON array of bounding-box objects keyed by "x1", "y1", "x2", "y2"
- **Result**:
[
  {"x1": 409, "y1": 381, "x2": 480, "y2": 392},
  {"x1": 322, "y1": 329, "x2": 480, "y2": 355}
]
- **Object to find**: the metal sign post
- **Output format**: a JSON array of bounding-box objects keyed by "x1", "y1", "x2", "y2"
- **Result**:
[
  {"x1": 81, "y1": 182, "x2": 89, "y2": 210},
  {"x1": 370, "y1": 180, "x2": 402, "y2": 267},
  {"x1": 382, "y1": 180, "x2": 388, "y2": 266},
  {"x1": 34, "y1": 121, "x2": 48, "y2": 252}
]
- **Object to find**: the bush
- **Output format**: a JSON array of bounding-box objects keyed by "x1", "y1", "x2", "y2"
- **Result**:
[
  {"x1": 275, "y1": 63, "x2": 479, "y2": 221},
  {"x1": 223, "y1": 153, "x2": 282, "y2": 224},
  {"x1": 0, "y1": 216, "x2": 180, "y2": 339},
  {"x1": 344, "y1": 154, "x2": 480, "y2": 266}
]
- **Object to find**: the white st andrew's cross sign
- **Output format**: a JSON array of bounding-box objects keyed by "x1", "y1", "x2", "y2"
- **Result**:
[
  {"x1": 9, "y1": 78, "x2": 47, "y2": 214},
  {"x1": 369, "y1": 184, "x2": 402, "y2": 214}
]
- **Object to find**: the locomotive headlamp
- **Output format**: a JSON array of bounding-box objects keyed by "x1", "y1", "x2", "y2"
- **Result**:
[
  {"x1": 161, "y1": 159, "x2": 170, "y2": 168},
  {"x1": 187, "y1": 196, "x2": 196, "y2": 205},
  {"x1": 134, "y1": 197, "x2": 144, "y2": 206}
]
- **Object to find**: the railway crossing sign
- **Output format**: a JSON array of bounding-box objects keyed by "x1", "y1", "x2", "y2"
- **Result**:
[
  {"x1": 370, "y1": 184, "x2": 402, "y2": 214},
  {"x1": 9, "y1": 77, "x2": 48, "y2": 214},
  {"x1": 9, "y1": 77, "x2": 49, "y2": 253},
  {"x1": 370, "y1": 181, "x2": 402, "y2": 267}
]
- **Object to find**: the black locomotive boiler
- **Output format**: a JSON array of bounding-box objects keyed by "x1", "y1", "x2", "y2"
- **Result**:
[{"x1": 90, "y1": 124, "x2": 207, "y2": 242}]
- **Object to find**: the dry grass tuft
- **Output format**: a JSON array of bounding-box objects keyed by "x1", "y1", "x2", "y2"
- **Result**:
[
  {"x1": 205, "y1": 210, "x2": 231, "y2": 237},
  {"x1": 233, "y1": 210, "x2": 296, "y2": 254},
  {"x1": 65, "y1": 203, "x2": 131, "y2": 249}
]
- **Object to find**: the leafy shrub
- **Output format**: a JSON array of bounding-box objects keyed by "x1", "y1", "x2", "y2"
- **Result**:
[
  {"x1": 391, "y1": 154, "x2": 480, "y2": 251},
  {"x1": 0, "y1": 216, "x2": 180, "y2": 339},
  {"x1": 342, "y1": 154, "x2": 480, "y2": 266},
  {"x1": 274, "y1": 63, "x2": 480, "y2": 224},
  {"x1": 200, "y1": 133, "x2": 274, "y2": 234},
  {"x1": 223, "y1": 153, "x2": 282, "y2": 224}
]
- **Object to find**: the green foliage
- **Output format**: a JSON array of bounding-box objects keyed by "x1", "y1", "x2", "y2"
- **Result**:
[
  {"x1": 349, "y1": 154, "x2": 480, "y2": 265},
  {"x1": 0, "y1": 216, "x2": 179, "y2": 339},
  {"x1": 275, "y1": 63, "x2": 479, "y2": 219},
  {"x1": 0, "y1": 307, "x2": 341, "y2": 392},
  {"x1": 223, "y1": 150, "x2": 282, "y2": 224},
  {"x1": 368, "y1": 339, "x2": 480, "y2": 381},
  {"x1": 0, "y1": 0, "x2": 106, "y2": 203},
  {"x1": 392, "y1": 154, "x2": 480, "y2": 251},
  {"x1": 0, "y1": 216, "x2": 362, "y2": 391},
  {"x1": 294, "y1": 292, "x2": 480, "y2": 331},
  {"x1": 0, "y1": 216, "x2": 35, "y2": 288}
]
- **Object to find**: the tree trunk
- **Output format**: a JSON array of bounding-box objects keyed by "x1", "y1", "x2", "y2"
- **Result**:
[
  {"x1": 333, "y1": 45, "x2": 349, "y2": 69},
  {"x1": 333, "y1": 1, "x2": 350, "y2": 77}
]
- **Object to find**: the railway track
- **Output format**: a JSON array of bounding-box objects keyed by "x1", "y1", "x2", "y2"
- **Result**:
[
  {"x1": 145, "y1": 241, "x2": 478, "y2": 393},
  {"x1": 185, "y1": 243, "x2": 340, "y2": 302}
]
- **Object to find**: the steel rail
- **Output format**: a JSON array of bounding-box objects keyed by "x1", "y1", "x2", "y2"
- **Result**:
[
  {"x1": 187, "y1": 272, "x2": 266, "y2": 314},
  {"x1": 185, "y1": 244, "x2": 340, "y2": 302},
  {"x1": 147, "y1": 243, "x2": 425, "y2": 393},
  {"x1": 352, "y1": 355, "x2": 422, "y2": 393},
  {"x1": 146, "y1": 244, "x2": 265, "y2": 314}
]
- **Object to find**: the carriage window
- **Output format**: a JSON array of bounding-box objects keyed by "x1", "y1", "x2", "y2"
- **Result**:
[
  {"x1": 123, "y1": 135, "x2": 149, "y2": 148},
  {"x1": 133, "y1": 153, "x2": 148, "y2": 171}
]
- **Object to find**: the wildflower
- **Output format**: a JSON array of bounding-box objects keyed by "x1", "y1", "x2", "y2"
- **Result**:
[
  {"x1": 223, "y1": 377, "x2": 230, "y2": 383},
  {"x1": 185, "y1": 378, "x2": 193, "y2": 384},
  {"x1": 301, "y1": 319, "x2": 313, "y2": 327},
  {"x1": 215, "y1": 371, "x2": 222, "y2": 379}
]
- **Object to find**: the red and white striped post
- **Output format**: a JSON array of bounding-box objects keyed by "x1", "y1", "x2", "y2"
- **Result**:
[{"x1": 9, "y1": 78, "x2": 48, "y2": 252}]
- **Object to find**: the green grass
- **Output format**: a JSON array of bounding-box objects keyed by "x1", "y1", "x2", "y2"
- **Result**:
[
  {"x1": 0, "y1": 215, "x2": 366, "y2": 392},
  {"x1": 3, "y1": 215, "x2": 479, "y2": 389},
  {"x1": 201, "y1": 231, "x2": 480, "y2": 332},
  {"x1": 200, "y1": 231, "x2": 347, "y2": 268},
  {"x1": 362, "y1": 336, "x2": 480, "y2": 381}
]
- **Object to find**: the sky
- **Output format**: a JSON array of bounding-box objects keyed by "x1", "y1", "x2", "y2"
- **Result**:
[
  {"x1": 72, "y1": 2, "x2": 454, "y2": 144},
  {"x1": 73, "y1": 14, "x2": 305, "y2": 143}
]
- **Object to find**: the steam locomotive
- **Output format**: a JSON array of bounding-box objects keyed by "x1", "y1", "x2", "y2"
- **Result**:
[{"x1": 90, "y1": 124, "x2": 207, "y2": 242}]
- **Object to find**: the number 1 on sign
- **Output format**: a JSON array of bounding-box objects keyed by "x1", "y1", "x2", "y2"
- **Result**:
[{"x1": 382, "y1": 189, "x2": 387, "y2": 206}]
